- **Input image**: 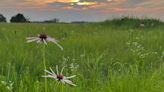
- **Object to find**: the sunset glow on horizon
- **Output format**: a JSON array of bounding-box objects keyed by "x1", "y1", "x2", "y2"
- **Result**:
[{"x1": 0, "y1": 0, "x2": 163, "y2": 22}]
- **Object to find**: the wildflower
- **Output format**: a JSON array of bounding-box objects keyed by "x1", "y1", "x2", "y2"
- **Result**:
[
  {"x1": 1, "y1": 81, "x2": 14, "y2": 91},
  {"x1": 140, "y1": 23, "x2": 145, "y2": 28},
  {"x1": 42, "y1": 66, "x2": 76, "y2": 86},
  {"x1": 26, "y1": 34, "x2": 63, "y2": 50},
  {"x1": 69, "y1": 63, "x2": 79, "y2": 72},
  {"x1": 162, "y1": 51, "x2": 164, "y2": 55}
]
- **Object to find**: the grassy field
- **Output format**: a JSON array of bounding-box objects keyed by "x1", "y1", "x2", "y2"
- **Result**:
[{"x1": 0, "y1": 20, "x2": 164, "y2": 92}]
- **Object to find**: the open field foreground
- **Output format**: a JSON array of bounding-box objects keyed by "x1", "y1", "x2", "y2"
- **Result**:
[{"x1": 0, "y1": 22, "x2": 164, "y2": 92}]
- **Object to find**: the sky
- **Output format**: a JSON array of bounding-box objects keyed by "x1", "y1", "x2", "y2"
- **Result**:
[{"x1": 0, "y1": 0, "x2": 164, "y2": 22}]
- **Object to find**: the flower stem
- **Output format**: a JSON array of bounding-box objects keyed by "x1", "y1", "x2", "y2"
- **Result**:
[
  {"x1": 54, "y1": 82, "x2": 59, "y2": 92},
  {"x1": 42, "y1": 44, "x2": 47, "y2": 92},
  {"x1": 62, "y1": 84, "x2": 64, "y2": 92}
]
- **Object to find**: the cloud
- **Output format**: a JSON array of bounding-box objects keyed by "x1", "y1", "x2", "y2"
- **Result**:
[
  {"x1": 80, "y1": 0, "x2": 108, "y2": 2},
  {"x1": 0, "y1": 0, "x2": 164, "y2": 21},
  {"x1": 137, "y1": 0, "x2": 164, "y2": 8},
  {"x1": 45, "y1": 0, "x2": 115, "y2": 10}
]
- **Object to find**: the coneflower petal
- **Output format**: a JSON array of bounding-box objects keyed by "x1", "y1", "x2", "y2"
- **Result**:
[
  {"x1": 44, "y1": 69, "x2": 54, "y2": 75},
  {"x1": 56, "y1": 65, "x2": 59, "y2": 75},
  {"x1": 27, "y1": 38, "x2": 39, "y2": 43},
  {"x1": 61, "y1": 80, "x2": 66, "y2": 84},
  {"x1": 65, "y1": 75, "x2": 76, "y2": 79},
  {"x1": 42, "y1": 75, "x2": 56, "y2": 79},
  {"x1": 26, "y1": 37, "x2": 38, "y2": 39},
  {"x1": 52, "y1": 40, "x2": 63, "y2": 50},
  {"x1": 43, "y1": 39, "x2": 47, "y2": 45},
  {"x1": 37, "y1": 40, "x2": 41, "y2": 43},
  {"x1": 64, "y1": 80, "x2": 77, "y2": 86},
  {"x1": 47, "y1": 37, "x2": 63, "y2": 50},
  {"x1": 60, "y1": 66, "x2": 65, "y2": 75},
  {"x1": 50, "y1": 67, "x2": 56, "y2": 75}
]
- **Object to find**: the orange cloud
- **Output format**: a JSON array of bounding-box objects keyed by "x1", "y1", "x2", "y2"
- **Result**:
[
  {"x1": 76, "y1": 2, "x2": 97, "y2": 6},
  {"x1": 87, "y1": 3, "x2": 107, "y2": 9},
  {"x1": 28, "y1": 0, "x2": 80, "y2": 4},
  {"x1": 45, "y1": 0, "x2": 80, "y2": 3}
]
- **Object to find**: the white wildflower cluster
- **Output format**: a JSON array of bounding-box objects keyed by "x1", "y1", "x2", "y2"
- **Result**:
[
  {"x1": 127, "y1": 41, "x2": 148, "y2": 59},
  {"x1": 161, "y1": 51, "x2": 164, "y2": 59},
  {"x1": 1, "y1": 81, "x2": 14, "y2": 91},
  {"x1": 162, "y1": 51, "x2": 164, "y2": 56},
  {"x1": 62, "y1": 56, "x2": 70, "y2": 62},
  {"x1": 140, "y1": 23, "x2": 145, "y2": 28},
  {"x1": 61, "y1": 56, "x2": 79, "y2": 72},
  {"x1": 127, "y1": 40, "x2": 158, "y2": 59},
  {"x1": 69, "y1": 63, "x2": 79, "y2": 72}
]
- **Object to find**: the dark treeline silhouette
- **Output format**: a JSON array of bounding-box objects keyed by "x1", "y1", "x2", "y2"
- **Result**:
[
  {"x1": 10, "y1": 13, "x2": 30, "y2": 23},
  {"x1": 0, "y1": 13, "x2": 163, "y2": 24},
  {"x1": 43, "y1": 18, "x2": 59, "y2": 23},
  {"x1": 71, "y1": 21, "x2": 89, "y2": 24},
  {"x1": 32, "y1": 18, "x2": 60, "y2": 23},
  {"x1": 0, "y1": 14, "x2": 7, "y2": 22},
  {"x1": 0, "y1": 13, "x2": 30, "y2": 23},
  {"x1": 0, "y1": 13, "x2": 60, "y2": 23}
]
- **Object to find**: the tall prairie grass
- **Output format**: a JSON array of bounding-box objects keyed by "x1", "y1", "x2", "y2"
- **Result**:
[{"x1": 0, "y1": 18, "x2": 164, "y2": 92}]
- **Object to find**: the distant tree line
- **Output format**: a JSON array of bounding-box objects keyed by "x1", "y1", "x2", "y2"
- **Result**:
[
  {"x1": 0, "y1": 14, "x2": 7, "y2": 22},
  {"x1": 0, "y1": 13, "x2": 59, "y2": 23},
  {"x1": 0, "y1": 13, "x2": 163, "y2": 24},
  {"x1": 0, "y1": 13, "x2": 29, "y2": 23},
  {"x1": 10, "y1": 13, "x2": 30, "y2": 23}
]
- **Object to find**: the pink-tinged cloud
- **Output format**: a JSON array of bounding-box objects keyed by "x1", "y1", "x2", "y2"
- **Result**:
[
  {"x1": 27, "y1": 0, "x2": 80, "y2": 3},
  {"x1": 0, "y1": 0, "x2": 164, "y2": 21}
]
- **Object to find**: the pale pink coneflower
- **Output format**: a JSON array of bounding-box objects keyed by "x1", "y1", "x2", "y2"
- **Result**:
[
  {"x1": 26, "y1": 34, "x2": 63, "y2": 50},
  {"x1": 42, "y1": 66, "x2": 77, "y2": 86}
]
